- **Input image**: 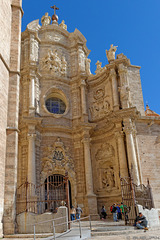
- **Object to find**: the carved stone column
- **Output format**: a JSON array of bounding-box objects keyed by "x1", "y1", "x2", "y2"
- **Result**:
[
  {"x1": 115, "y1": 131, "x2": 128, "y2": 178},
  {"x1": 82, "y1": 136, "x2": 98, "y2": 218},
  {"x1": 80, "y1": 79, "x2": 88, "y2": 121},
  {"x1": 123, "y1": 119, "x2": 140, "y2": 185},
  {"x1": 110, "y1": 68, "x2": 119, "y2": 110},
  {"x1": 27, "y1": 133, "x2": 36, "y2": 189}
]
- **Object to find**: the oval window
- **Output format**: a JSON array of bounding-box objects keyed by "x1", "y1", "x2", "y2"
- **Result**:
[{"x1": 45, "y1": 97, "x2": 66, "y2": 114}]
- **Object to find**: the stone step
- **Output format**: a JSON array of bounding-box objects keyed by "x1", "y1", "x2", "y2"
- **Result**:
[{"x1": 91, "y1": 229, "x2": 148, "y2": 237}]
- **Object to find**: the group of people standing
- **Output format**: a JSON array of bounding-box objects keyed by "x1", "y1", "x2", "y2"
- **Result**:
[
  {"x1": 101, "y1": 202, "x2": 128, "y2": 221},
  {"x1": 101, "y1": 203, "x2": 148, "y2": 231},
  {"x1": 70, "y1": 205, "x2": 83, "y2": 221}
]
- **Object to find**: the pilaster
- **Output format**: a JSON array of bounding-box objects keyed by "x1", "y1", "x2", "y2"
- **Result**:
[
  {"x1": 27, "y1": 133, "x2": 36, "y2": 189},
  {"x1": 82, "y1": 132, "x2": 98, "y2": 218},
  {"x1": 110, "y1": 68, "x2": 119, "y2": 111},
  {"x1": 80, "y1": 79, "x2": 88, "y2": 122}
]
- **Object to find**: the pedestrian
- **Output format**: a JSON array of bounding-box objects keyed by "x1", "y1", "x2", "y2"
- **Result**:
[
  {"x1": 117, "y1": 204, "x2": 122, "y2": 220},
  {"x1": 76, "y1": 205, "x2": 82, "y2": 219},
  {"x1": 120, "y1": 202, "x2": 128, "y2": 221},
  {"x1": 100, "y1": 206, "x2": 107, "y2": 219},
  {"x1": 135, "y1": 212, "x2": 148, "y2": 230},
  {"x1": 70, "y1": 206, "x2": 76, "y2": 221},
  {"x1": 112, "y1": 203, "x2": 118, "y2": 222}
]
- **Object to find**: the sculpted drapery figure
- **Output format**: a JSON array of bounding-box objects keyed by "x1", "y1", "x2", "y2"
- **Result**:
[
  {"x1": 41, "y1": 12, "x2": 51, "y2": 26},
  {"x1": 106, "y1": 44, "x2": 118, "y2": 62}
]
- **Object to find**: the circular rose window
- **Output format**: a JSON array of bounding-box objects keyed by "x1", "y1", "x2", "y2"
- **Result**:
[{"x1": 45, "y1": 97, "x2": 66, "y2": 114}]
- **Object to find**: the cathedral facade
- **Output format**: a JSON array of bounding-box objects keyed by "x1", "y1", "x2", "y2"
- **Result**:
[{"x1": 0, "y1": 1, "x2": 160, "y2": 235}]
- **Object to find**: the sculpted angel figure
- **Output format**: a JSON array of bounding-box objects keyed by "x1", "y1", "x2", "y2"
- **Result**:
[
  {"x1": 41, "y1": 12, "x2": 51, "y2": 26},
  {"x1": 59, "y1": 20, "x2": 67, "y2": 30},
  {"x1": 106, "y1": 44, "x2": 118, "y2": 62}
]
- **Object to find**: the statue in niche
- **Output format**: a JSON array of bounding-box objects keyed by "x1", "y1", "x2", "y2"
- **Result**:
[
  {"x1": 102, "y1": 167, "x2": 115, "y2": 189},
  {"x1": 41, "y1": 12, "x2": 51, "y2": 26},
  {"x1": 106, "y1": 44, "x2": 118, "y2": 62},
  {"x1": 59, "y1": 20, "x2": 67, "y2": 30}
]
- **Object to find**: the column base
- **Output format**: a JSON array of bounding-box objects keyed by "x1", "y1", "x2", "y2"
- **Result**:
[{"x1": 86, "y1": 194, "x2": 99, "y2": 220}]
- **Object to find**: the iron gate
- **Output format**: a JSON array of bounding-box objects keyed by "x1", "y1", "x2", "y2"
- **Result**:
[
  {"x1": 16, "y1": 173, "x2": 70, "y2": 215},
  {"x1": 120, "y1": 176, "x2": 154, "y2": 225}
]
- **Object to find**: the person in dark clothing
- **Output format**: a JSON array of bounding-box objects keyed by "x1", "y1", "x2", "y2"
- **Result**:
[
  {"x1": 135, "y1": 212, "x2": 148, "y2": 230},
  {"x1": 112, "y1": 203, "x2": 118, "y2": 222},
  {"x1": 117, "y1": 204, "x2": 122, "y2": 220},
  {"x1": 101, "y1": 206, "x2": 107, "y2": 219}
]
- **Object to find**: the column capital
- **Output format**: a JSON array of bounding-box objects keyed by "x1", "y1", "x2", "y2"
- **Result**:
[
  {"x1": 27, "y1": 133, "x2": 36, "y2": 140},
  {"x1": 123, "y1": 126, "x2": 133, "y2": 134},
  {"x1": 81, "y1": 137, "x2": 91, "y2": 144},
  {"x1": 74, "y1": 141, "x2": 81, "y2": 149},
  {"x1": 110, "y1": 68, "x2": 116, "y2": 77},
  {"x1": 115, "y1": 131, "x2": 124, "y2": 139},
  {"x1": 80, "y1": 79, "x2": 87, "y2": 87},
  {"x1": 118, "y1": 63, "x2": 128, "y2": 75}
]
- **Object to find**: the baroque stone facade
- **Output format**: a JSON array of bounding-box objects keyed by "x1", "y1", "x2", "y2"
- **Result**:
[{"x1": 0, "y1": 4, "x2": 160, "y2": 236}]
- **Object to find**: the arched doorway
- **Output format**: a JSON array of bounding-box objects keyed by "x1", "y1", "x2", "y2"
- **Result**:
[{"x1": 44, "y1": 174, "x2": 71, "y2": 213}]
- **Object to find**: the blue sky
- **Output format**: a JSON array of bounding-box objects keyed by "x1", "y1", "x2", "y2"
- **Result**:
[{"x1": 22, "y1": 0, "x2": 160, "y2": 114}]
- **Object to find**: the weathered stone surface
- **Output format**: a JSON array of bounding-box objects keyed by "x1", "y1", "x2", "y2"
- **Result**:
[{"x1": 0, "y1": 3, "x2": 160, "y2": 237}]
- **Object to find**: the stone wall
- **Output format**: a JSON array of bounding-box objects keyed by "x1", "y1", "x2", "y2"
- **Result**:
[
  {"x1": 0, "y1": 0, "x2": 12, "y2": 236},
  {"x1": 136, "y1": 120, "x2": 160, "y2": 208},
  {"x1": 127, "y1": 66, "x2": 145, "y2": 116},
  {"x1": 3, "y1": 0, "x2": 22, "y2": 235},
  {"x1": 17, "y1": 206, "x2": 68, "y2": 234}
]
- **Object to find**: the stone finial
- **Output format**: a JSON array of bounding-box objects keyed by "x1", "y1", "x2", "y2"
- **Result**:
[
  {"x1": 106, "y1": 44, "x2": 118, "y2": 62},
  {"x1": 41, "y1": 12, "x2": 51, "y2": 26},
  {"x1": 59, "y1": 20, "x2": 67, "y2": 30}
]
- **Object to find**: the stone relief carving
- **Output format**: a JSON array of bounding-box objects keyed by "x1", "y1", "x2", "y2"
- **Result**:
[
  {"x1": 106, "y1": 44, "x2": 118, "y2": 62},
  {"x1": 95, "y1": 143, "x2": 115, "y2": 161},
  {"x1": 93, "y1": 89, "x2": 105, "y2": 100},
  {"x1": 41, "y1": 12, "x2": 51, "y2": 26},
  {"x1": 90, "y1": 88, "x2": 111, "y2": 120},
  {"x1": 40, "y1": 49, "x2": 67, "y2": 76},
  {"x1": 95, "y1": 143, "x2": 116, "y2": 191},
  {"x1": 41, "y1": 137, "x2": 74, "y2": 180},
  {"x1": 102, "y1": 167, "x2": 115, "y2": 189},
  {"x1": 59, "y1": 20, "x2": 67, "y2": 30}
]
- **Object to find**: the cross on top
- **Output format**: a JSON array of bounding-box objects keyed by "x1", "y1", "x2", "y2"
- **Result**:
[{"x1": 51, "y1": 5, "x2": 59, "y2": 15}]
